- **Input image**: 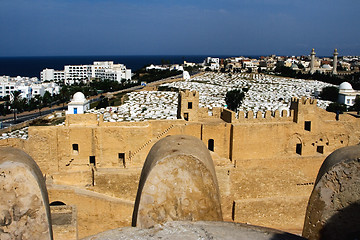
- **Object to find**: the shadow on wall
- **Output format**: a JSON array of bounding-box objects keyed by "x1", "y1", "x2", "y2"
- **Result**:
[
  {"x1": 320, "y1": 203, "x2": 360, "y2": 240},
  {"x1": 270, "y1": 233, "x2": 305, "y2": 240}
]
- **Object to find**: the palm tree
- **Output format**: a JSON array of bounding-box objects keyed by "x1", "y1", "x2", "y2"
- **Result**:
[
  {"x1": 60, "y1": 86, "x2": 70, "y2": 107},
  {"x1": 34, "y1": 95, "x2": 43, "y2": 116},
  {"x1": 11, "y1": 91, "x2": 22, "y2": 122}
]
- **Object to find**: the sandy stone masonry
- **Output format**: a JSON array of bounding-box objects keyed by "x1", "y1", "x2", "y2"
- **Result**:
[
  {"x1": 1, "y1": 90, "x2": 360, "y2": 237},
  {"x1": 303, "y1": 145, "x2": 360, "y2": 240},
  {"x1": 0, "y1": 147, "x2": 53, "y2": 240},
  {"x1": 132, "y1": 135, "x2": 223, "y2": 228},
  {"x1": 1, "y1": 142, "x2": 360, "y2": 239}
]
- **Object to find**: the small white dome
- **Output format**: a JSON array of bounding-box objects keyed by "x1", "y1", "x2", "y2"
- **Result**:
[
  {"x1": 72, "y1": 92, "x2": 86, "y2": 102},
  {"x1": 339, "y1": 82, "x2": 353, "y2": 91},
  {"x1": 322, "y1": 64, "x2": 331, "y2": 69}
]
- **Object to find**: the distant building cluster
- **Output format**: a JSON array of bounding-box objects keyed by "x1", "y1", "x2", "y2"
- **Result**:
[
  {"x1": 41, "y1": 61, "x2": 132, "y2": 84},
  {"x1": 145, "y1": 64, "x2": 184, "y2": 71},
  {"x1": 145, "y1": 50, "x2": 359, "y2": 75},
  {"x1": 0, "y1": 75, "x2": 59, "y2": 100},
  {"x1": 218, "y1": 49, "x2": 360, "y2": 75}
]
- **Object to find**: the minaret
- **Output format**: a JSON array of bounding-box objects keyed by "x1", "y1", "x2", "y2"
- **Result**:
[
  {"x1": 332, "y1": 48, "x2": 338, "y2": 75},
  {"x1": 310, "y1": 48, "x2": 316, "y2": 74}
]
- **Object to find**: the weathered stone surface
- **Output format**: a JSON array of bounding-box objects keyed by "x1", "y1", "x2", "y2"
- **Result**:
[
  {"x1": 132, "y1": 135, "x2": 223, "y2": 228},
  {"x1": 303, "y1": 145, "x2": 360, "y2": 240},
  {"x1": 51, "y1": 205, "x2": 78, "y2": 240},
  {"x1": 84, "y1": 221, "x2": 306, "y2": 240},
  {"x1": 2, "y1": 91, "x2": 360, "y2": 237},
  {"x1": 0, "y1": 147, "x2": 53, "y2": 240}
]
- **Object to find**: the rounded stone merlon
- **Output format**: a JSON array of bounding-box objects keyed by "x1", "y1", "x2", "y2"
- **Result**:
[
  {"x1": 303, "y1": 144, "x2": 360, "y2": 240},
  {"x1": 0, "y1": 147, "x2": 53, "y2": 240},
  {"x1": 314, "y1": 144, "x2": 360, "y2": 185},
  {"x1": 83, "y1": 221, "x2": 306, "y2": 240},
  {"x1": 132, "y1": 135, "x2": 222, "y2": 228}
]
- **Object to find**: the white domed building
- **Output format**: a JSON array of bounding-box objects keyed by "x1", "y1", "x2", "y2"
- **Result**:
[
  {"x1": 66, "y1": 92, "x2": 90, "y2": 114},
  {"x1": 338, "y1": 82, "x2": 359, "y2": 106}
]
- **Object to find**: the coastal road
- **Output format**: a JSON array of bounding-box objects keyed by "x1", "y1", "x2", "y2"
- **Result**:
[{"x1": 1, "y1": 106, "x2": 66, "y2": 129}]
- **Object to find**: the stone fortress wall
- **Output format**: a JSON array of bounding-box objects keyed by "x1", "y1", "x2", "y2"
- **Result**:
[{"x1": 1, "y1": 89, "x2": 360, "y2": 239}]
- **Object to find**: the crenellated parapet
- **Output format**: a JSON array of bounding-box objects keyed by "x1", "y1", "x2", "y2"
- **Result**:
[
  {"x1": 235, "y1": 109, "x2": 294, "y2": 122},
  {"x1": 290, "y1": 97, "x2": 319, "y2": 123},
  {"x1": 291, "y1": 97, "x2": 317, "y2": 105},
  {"x1": 180, "y1": 89, "x2": 199, "y2": 98},
  {"x1": 177, "y1": 90, "x2": 200, "y2": 121}
]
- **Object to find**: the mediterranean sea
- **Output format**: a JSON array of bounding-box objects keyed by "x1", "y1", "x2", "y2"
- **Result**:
[{"x1": 0, "y1": 55, "x2": 237, "y2": 78}]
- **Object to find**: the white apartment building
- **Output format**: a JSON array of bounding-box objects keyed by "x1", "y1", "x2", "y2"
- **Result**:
[
  {"x1": 203, "y1": 57, "x2": 220, "y2": 71},
  {"x1": 91, "y1": 61, "x2": 132, "y2": 82},
  {"x1": 64, "y1": 65, "x2": 92, "y2": 85},
  {"x1": 0, "y1": 79, "x2": 16, "y2": 99},
  {"x1": 41, "y1": 61, "x2": 132, "y2": 85},
  {"x1": 0, "y1": 75, "x2": 59, "y2": 100},
  {"x1": 17, "y1": 84, "x2": 33, "y2": 100},
  {"x1": 40, "y1": 68, "x2": 65, "y2": 82}
]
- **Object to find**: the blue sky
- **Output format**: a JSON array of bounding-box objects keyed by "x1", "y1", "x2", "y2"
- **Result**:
[{"x1": 0, "y1": 0, "x2": 359, "y2": 56}]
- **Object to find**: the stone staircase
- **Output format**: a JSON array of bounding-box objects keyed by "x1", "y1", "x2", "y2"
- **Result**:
[{"x1": 128, "y1": 124, "x2": 175, "y2": 161}]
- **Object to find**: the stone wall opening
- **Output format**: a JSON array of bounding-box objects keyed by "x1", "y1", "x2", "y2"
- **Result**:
[
  {"x1": 317, "y1": 146, "x2": 324, "y2": 154},
  {"x1": 118, "y1": 153, "x2": 126, "y2": 168},
  {"x1": 305, "y1": 121, "x2": 311, "y2": 131},
  {"x1": 72, "y1": 144, "x2": 79, "y2": 155},
  {"x1": 89, "y1": 156, "x2": 96, "y2": 166},
  {"x1": 184, "y1": 113, "x2": 189, "y2": 121},
  {"x1": 296, "y1": 143, "x2": 302, "y2": 155},
  {"x1": 188, "y1": 102, "x2": 193, "y2": 109},
  {"x1": 208, "y1": 139, "x2": 214, "y2": 152}
]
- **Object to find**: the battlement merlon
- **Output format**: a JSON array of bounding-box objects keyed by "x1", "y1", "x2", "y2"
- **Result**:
[
  {"x1": 236, "y1": 109, "x2": 294, "y2": 122},
  {"x1": 290, "y1": 97, "x2": 317, "y2": 106},
  {"x1": 180, "y1": 89, "x2": 199, "y2": 98},
  {"x1": 290, "y1": 97, "x2": 319, "y2": 123}
]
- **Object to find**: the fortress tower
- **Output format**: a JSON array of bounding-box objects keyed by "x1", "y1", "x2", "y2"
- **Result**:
[
  {"x1": 177, "y1": 90, "x2": 199, "y2": 121},
  {"x1": 310, "y1": 48, "x2": 316, "y2": 74},
  {"x1": 332, "y1": 49, "x2": 338, "y2": 75}
]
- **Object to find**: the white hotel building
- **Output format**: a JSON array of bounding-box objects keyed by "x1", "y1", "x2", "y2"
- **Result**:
[
  {"x1": 41, "y1": 61, "x2": 132, "y2": 85},
  {"x1": 0, "y1": 76, "x2": 60, "y2": 100}
]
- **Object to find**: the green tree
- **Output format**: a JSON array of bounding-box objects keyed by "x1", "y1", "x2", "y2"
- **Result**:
[
  {"x1": 352, "y1": 96, "x2": 360, "y2": 114},
  {"x1": 11, "y1": 90, "x2": 21, "y2": 106},
  {"x1": 27, "y1": 98, "x2": 37, "y2": 111},
  {"x1": 225, "y1": 89, "x2": 245, "y2": 112},
  {"x1": 60, "y1": 86, "x2": 71, "y2": 107},
  {"x1": 326, "y1": 102, "x2": 347, "y2": 113},
  {"x1": 42, "y1": 91, "x2": 52, "y2": 108},
  {"x1": 320, "y1": 86, "x2": 339, "y2": 102},
  {"x1": 34, "y1": 95, "x2": 43, "y2": 116},
  {"x1": 11, "y1": 91, "x2": 22, "y2": 121},
  {"x1": 96, "y1": 96, "x2": 109, "y2": 109}
]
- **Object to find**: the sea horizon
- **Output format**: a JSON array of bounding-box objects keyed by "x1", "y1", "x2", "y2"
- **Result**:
[
  {"x1": 0, "y1": 55, "x2": 238, "y2": 78},
  {"x1": 0, "y1": 53, "x2": 335, "y2": 78}
]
